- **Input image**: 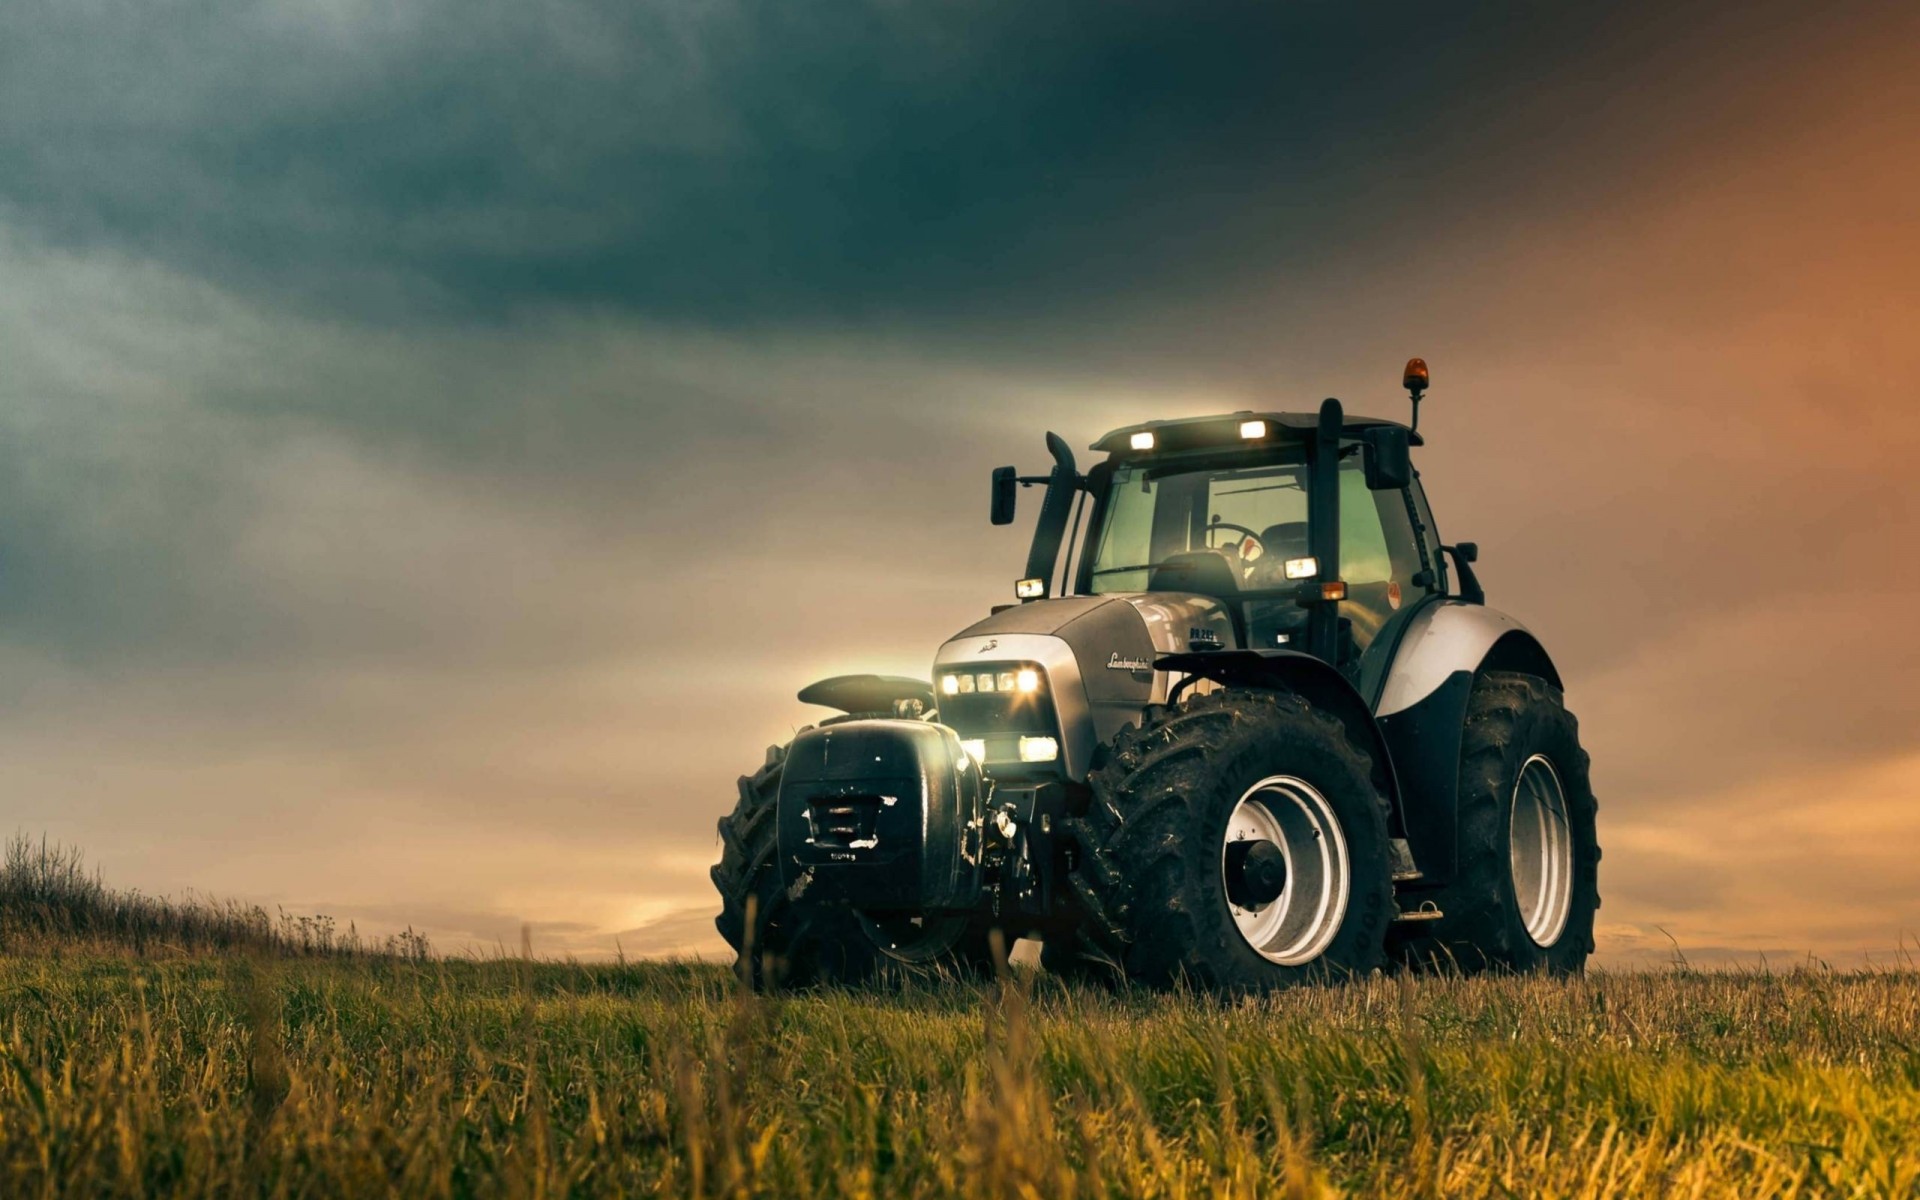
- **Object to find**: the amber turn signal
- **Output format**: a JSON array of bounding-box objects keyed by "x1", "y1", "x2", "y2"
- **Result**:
[{"x1": 1320, "y1": 581, "x2": 1347, "y2": 602}]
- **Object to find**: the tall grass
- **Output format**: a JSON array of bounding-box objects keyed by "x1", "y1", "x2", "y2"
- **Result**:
[
  {"x1": 0, "y1": 834, "x2": 428, "y2": 959},
  {"x1": 1, "y1": 951, "x2": 1916, "y2": 1197},
  {"x1": 3, "y1": 842, "x2": 1915, "y2": 1196}
]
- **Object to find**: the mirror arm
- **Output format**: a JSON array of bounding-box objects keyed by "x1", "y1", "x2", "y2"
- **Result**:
[{"x1": 1441, "y1": 543, "x2": 1485, "y2": 605}]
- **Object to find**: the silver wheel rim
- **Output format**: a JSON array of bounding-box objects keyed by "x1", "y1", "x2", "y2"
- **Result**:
[
  {"x1": 1221, "y1": 775, "x2": 1351, "y2": 966},
  {"x1": 1509, "y1": 754, "x2": 1573, "y2": 947}
]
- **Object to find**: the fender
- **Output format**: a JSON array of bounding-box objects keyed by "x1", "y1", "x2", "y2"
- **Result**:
[
  {"x1": 796, "y1": 674, "x2": 936, "y2": 718},
  {"x1": 1371, "y1": 602, "x2": 1562, "y2": 885},
  {"x1": 1374, "y1": 601, "x2": 1560, "y2": 717},
  {"x1": 1154, "y1": 649, "x2": 1408, "y2": 839}
]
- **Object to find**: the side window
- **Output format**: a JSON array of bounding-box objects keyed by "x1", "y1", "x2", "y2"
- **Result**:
[
  {"x1": 1088, "y1": 467, "x2": 1157, "y2": 593},
  {"x1": 1338, "y1": 466, "x2": 1393, "y2": 584},
  {"x1": 1337, "y1": 458, "x2": 1439, "y2": 696}
]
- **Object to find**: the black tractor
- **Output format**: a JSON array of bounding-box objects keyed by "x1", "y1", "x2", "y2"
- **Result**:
[{"x1": 713, "y1": 361, "x2": 1598, "y2": 992}]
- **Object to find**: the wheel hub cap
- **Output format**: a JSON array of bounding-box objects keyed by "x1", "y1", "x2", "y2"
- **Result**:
[
  {"x1": 1224, "y1": 839, "x2": 1289, "y2": 907},
  {"x1": 1221, "y1": 776, "x2": 1351, "y2": 966}
]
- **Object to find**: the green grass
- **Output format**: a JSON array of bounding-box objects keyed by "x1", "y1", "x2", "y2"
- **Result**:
[
  {"x1": 3, "y1": 957, "x2": 1917, "y2": 1197},
  {"x1": 3, "y1": 841, "x2": 1917, "y2": 1197}
]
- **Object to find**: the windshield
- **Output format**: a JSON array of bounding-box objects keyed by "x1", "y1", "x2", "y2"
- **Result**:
[
  {"x1": 1084, "y1": 450, "x2": 1438, "y2": 692},
  {"x1": 1086, "y1": 454, "x2": 1404, "y2": 593},
  {"x1": 1088, "y1": 459, "x2": 1312, "y2": 593}
]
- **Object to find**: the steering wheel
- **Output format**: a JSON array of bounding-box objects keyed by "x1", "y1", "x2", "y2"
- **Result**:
[{"x1": 1203, "y1": 520, "x2": 1263, "y2": 556}]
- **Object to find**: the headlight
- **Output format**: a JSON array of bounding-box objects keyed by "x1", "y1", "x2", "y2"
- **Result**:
[
  {"x1": 940, "y1": 663, "x2": 1046, "y2": 699},
  {"x1": 1018, "y1": 736, "x2": 1059, "y2": 763},
  {"x1": 937, "y1": 661, "x2": 1061, "y2": 773}
]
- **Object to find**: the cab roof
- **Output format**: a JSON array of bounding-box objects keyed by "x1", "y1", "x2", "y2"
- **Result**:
[{"x1": 1091, "y1": 411, "x2": 1421, "y2": 456}]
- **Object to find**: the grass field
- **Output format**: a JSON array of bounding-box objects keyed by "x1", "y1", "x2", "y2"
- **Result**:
[{"x1": 4, "y1": 842, "x2": 1918, "y2": 1197}]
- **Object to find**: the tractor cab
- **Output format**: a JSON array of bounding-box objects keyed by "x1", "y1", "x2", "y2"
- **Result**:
[{"x1": 999, "y1": 401, "x2": 1451, "y2": 705}]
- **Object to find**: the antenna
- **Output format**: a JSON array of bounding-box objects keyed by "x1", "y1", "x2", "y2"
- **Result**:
[{"x1": 1402, "y1": 358, "x2": 1430, "y2": 434}]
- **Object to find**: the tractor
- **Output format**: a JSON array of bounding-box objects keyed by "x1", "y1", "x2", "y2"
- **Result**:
[{"x1": 712, "y1": 361, "x2": 1599, "y2": 992}]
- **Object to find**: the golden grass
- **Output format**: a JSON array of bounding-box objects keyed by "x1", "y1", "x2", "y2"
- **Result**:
[
  {"x1": 0, "y1": 835, "x2": 428, "y2": 960},
  {"x1": 2, "y1": 951, "x2": 1916, "y2": 1198}
]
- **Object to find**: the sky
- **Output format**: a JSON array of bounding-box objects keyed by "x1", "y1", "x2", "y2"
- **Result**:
[{"x1": 2, "y1": 0, "x2": 1917, "y2": 966}]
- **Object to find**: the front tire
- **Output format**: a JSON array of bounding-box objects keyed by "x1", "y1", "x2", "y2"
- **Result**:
[
  {"x1": 1058, "y1": 690, "x2": 1395, "y2": 994},
  {"x1": 1397, "y1": 671, "x2": 1600, "y2": 975}
]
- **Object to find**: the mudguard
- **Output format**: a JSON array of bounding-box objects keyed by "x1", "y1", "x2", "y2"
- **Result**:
[
  {"x1": 1154, "y1": 649, "x2": 1407, "y2": 838},
  {"x1": 1371, "y1": 602, "x2": 1562, "y2": 885},
  {"x1": 1374, "y1": 602, "x2": 1559, "y2": 718}
]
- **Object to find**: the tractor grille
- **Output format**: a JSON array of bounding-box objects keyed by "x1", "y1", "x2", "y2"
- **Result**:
[{"x1": 805, "y1": 795, "x2": 888, "y2": 851}]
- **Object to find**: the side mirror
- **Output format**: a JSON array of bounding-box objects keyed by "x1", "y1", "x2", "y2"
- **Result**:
[
  {"x1": 990, "y1": 466, "x2": 1018, "y2": 525},
  {"x1": 1362, "y1": 427, "x2": 1412, "y2": 491},
  {"x1": 1455, "y1": 540, "x2": 1478, "y2": 563}
]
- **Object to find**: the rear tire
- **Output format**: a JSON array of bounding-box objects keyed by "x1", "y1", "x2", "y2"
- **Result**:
[
  {"x1": 712, "y1": 733, "x2": 1000, "y2": 989},
  {"x1": 1058, "y1": 690, "x2": 1395, "y2": 994},
  {"x1": 1395, "y1": 671, "x2": 1600, "y2": 975}
]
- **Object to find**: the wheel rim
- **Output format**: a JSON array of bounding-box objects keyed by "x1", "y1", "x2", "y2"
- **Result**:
[
  {"x1": 1509, "y1": 754, "x2": 1574, "y2": 947},
  {"x1": 1221, "y1": 775, "x2": 1351, "y2": 966}
]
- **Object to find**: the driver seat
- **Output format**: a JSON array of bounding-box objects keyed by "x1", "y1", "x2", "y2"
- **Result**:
[
  {"x1": 1246, "y1": 522, "x2": 1311, "y2": 588},
  {"x1": 1247, "y1": 522, "x2": 1313, "y2": 650},
  {"x1": 1147, "y1": 549, "x2": 1241, "y2": 600}
]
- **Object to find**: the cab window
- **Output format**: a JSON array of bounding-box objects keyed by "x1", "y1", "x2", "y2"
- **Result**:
[{"x1": 1338, "y1": 456, "x2": 1437, "y2": 698}]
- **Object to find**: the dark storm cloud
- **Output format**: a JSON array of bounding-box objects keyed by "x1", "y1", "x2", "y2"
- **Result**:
[
  {"x1": 0, "y1": 242, "x2": 1034, "y2": 673},
  {"x1": 0, "y1": 0, "x2": 1750, "y2": 326}
]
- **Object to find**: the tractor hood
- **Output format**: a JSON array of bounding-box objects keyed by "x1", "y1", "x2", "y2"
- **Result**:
[
  {"x1": 933, "y1": 593, "x2": 1238, "y2": 780},
  {"x1": 946, "y1": 593, "x2": 1238, "y2": 658}
]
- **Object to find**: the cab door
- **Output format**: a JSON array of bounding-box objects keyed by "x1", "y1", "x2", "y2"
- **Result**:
[{"x1": 1335, "y1": 459, "x2": 1444, "y2": 701}]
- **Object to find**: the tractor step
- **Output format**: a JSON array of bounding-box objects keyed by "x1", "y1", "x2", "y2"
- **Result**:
[
  {"x1": 1389, "y1": 837, "x2": 1424, "y2": 883},
  {"x1": 1393, "y1": 902, "x2": 1444, "y2": 923}
]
